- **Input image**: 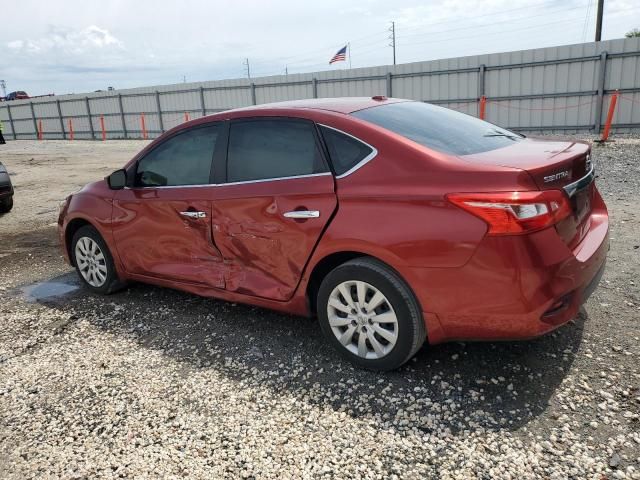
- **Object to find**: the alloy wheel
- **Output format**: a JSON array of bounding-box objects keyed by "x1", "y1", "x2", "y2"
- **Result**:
[
  {"x1": 326, "y1": 280, "x2": 398, "y2": 359},
  {"x1": 74, "y1": 236, "x2": 108, "y2": 287}
]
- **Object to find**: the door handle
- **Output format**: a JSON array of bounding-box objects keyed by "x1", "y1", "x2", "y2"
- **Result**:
[
  {"x1": 283, "y1": 210, "x2": 320, "y2": 219},
  {"x1": 180, "y1": 211, "x2": 207, "y2": 219}
]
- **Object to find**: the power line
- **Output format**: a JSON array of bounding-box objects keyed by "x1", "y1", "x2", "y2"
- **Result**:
[
  {"x1": 397, "y1": 17, "x2": 586, "y2": 48},
  {"x1": 351, "y1": 4, "x2": 591, "y2": 60},
  {"x1": 392, "y1": 3, "x2": 640, "y2": 49},
  {"x1": 399, "y1": 2, "x2": 591, "y2": 40},
  {"x1": 395, "y1": 0, "x2": 578, "y2": 34},
  {"x1": 582, "y1": 0, "x2": 594, "y2": 41}
]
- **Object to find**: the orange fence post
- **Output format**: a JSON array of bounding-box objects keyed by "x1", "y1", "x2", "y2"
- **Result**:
[
  {"x1": 479, "y1": 95, "x2": 487, "y2": 120},
  {"x1": 100, "y1": 115, "x2": 106, "y2": 141},
  {"x1": 141, "y1": 113, "x2": 148, "y2": 140},
  {"x1": 601, "y1": 90, "x2": 619, "y2": 143},
  {"x1": 184, "y1": 112, "x2": 190, "y2": 122},
  {"x1": 68, "y1": 119, "x2": 74, "y2": 141},
  {"x1": 38, "y1": 120, "x2": 43, "y2": 140}
]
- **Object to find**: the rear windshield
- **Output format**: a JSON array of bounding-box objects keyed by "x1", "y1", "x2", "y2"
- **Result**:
[{"x1": 352, "y1": 101, "x2": 523, "y2": 156}]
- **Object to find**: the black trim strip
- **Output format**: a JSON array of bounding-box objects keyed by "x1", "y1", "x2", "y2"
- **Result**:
[{"x1": 564, "y1": 167, "x2": 595, "y2": 198}]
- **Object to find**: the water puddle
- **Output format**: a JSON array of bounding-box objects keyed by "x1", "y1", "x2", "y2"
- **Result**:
[{"x1": 20, "y1": 275, "x2": 80, "y2": 303}]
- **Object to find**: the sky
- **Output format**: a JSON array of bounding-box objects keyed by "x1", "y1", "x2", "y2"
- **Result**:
[{"x1": 1, "y1": 0, "x2": 639, "y2": 96}]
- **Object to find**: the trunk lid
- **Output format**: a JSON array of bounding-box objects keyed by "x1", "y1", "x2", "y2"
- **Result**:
[{"x1": 461, "y1": 138, "x2": 594, "y2": 248}]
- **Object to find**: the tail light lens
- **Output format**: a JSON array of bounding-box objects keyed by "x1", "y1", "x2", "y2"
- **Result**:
[{"x1": 446, "y1": 190, "x2": 571, "y2": 235}]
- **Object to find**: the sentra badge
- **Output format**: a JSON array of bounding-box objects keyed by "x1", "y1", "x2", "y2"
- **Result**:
[{"x1": 544, "y1": 170, "x2": 571, "y2": 183}]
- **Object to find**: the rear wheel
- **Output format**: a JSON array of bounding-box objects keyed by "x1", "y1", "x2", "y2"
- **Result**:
[
  {"x1": 71, "y1": 225, "x2": 122, "y2": 294},
  {"x1": 317, "y1": 257, "x2": 426, "y2": 370},
  {"x1": 0, "y1": 196, "x2": 13, "y2": 213}
]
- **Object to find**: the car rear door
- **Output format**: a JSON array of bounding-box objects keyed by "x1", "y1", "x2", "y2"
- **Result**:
[
  {"x1": 111, "y1": 124, "x2": 225, "y2": 288},
  {"x1": 210, "y1": 117, "x2": 337, "y2": 301}
]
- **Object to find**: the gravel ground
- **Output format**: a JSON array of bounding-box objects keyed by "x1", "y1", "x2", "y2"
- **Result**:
[{"x1": 0, "y1": 138, "x2": 639, "y2": 479}]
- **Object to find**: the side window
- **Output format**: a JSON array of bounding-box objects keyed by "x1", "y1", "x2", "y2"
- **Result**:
[
  {"x1": 227, "y1": 119, "x2": 327, "y2": 183},
  {"x1": 135, "y1": 125, "x2": 219, "y2": 187},
  {"x1": 319, "y1": 126, "x2": 374, "y2": 176}
]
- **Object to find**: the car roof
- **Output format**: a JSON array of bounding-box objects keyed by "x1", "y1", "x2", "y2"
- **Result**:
[{"x1": 230, "y1": 96, "x2": 409, "y2": 115}]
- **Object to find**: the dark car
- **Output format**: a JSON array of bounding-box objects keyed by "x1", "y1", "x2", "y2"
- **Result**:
[
  {"x1": 58, "y1": 97, "x2": 608, "y2": 370},
  {"x1": 0, "y1": 162, "x2": 14, "y2": 213},
  {"x1": 6, "y1": 91, "x2": 29, "y2": 101}
]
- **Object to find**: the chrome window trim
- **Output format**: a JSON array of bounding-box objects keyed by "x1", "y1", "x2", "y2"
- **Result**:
[
  {"x1": 125, "y1": 183, "x2": 215, "y2": 190},
  {"x1": 563, "y1": 166, "x2": 595, "y2": 198},
  {"x1": 124, "y1": 172, "x2": 332, "y2": 190},
  {"x1": 223, "y1": 172, "x2": 332, "y2": 186},
  {"x1": 318, "y1": 124, "x2": 378, "y2": 179}
]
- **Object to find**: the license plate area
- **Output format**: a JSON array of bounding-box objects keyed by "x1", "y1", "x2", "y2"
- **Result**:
[
  {"x1": 557, "y1": 168, "x2": 596, "y2": 248},
  {"x1": 572, "y1": 184, "x2": 593, "y2": 224}
]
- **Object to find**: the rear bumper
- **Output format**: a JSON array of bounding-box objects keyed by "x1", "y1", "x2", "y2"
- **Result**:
[{"x1": 410, "y1": 191, "x2": 609, "y2": 345}]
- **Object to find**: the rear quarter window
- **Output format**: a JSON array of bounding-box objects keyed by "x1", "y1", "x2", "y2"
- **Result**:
[
  {"x1": 319, "y1": 126, "x2": 374, "y2": 176},
  {"x1": 352, "y1": 101, "x2": 523, "y2": 156}
]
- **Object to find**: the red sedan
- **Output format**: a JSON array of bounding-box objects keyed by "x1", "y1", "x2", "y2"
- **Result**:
[{"x1": 58, "y1": 97, "x2": 608, "y2": 370}]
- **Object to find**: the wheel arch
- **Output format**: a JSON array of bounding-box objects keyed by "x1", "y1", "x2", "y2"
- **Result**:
[
  {"x1": 305, "y1": 247, "x2": 421, "y2": 317},
  {"x1": 64, "y1": 217, "x2": 96, "y2": 266},
  {"x1": 306, "y1": 251, "x2": 366, "y2": 314}
]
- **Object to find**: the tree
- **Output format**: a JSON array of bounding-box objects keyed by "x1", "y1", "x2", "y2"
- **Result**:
[{"x1": 625, "y1": 28, "x2": 640, "y2": 38}]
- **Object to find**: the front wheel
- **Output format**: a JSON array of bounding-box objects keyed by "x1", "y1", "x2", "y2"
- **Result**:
[
  {"x1": 71, "y1": 225, "x2": 123, "y2": 294},
  {"x1": 317, "y1": 257, "x2": 426, "y2": 371}
]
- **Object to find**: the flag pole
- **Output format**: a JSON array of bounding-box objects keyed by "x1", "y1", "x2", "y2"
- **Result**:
[{"x1": 348, "y1": 42, "x2": 352, "y2": 69}]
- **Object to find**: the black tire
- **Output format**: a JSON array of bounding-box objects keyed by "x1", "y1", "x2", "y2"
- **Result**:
[
  {"x1": 0, "y1": 196, "x2": 13, "y2": 213},
  {"x1": 317, "y1": 257, "x2": 426, "y2": 371},
  {"x1": 71, "y1": 225, "x2": 123, "y2": 294}
]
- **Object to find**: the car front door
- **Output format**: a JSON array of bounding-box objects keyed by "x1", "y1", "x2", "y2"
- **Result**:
[
  {"x1": 111, "y1": 124, "x2": 225, "y2": 288},
  {"x1": 210, "y1": 117, "x2": 337, "y2": 301}
]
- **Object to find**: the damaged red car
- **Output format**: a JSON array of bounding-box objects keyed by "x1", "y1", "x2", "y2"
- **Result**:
[{"x1": 58, "y1": 97, "x2": 608, "y2": 370}]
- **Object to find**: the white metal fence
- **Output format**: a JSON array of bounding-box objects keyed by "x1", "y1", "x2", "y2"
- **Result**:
[{"x1": 1, "y1": 37, "x2": 639, "y2": 140}]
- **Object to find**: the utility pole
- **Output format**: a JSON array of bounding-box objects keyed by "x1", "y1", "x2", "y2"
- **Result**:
[
  {"x1": 595, "y1": 0, "x2": 604, "y2": 41},
  {"x1": 389, "y1": 21, "x2": 396, "y2": 65},
  {"x1": 243, "y1": 58, "x2": 251, "y2": 79}
]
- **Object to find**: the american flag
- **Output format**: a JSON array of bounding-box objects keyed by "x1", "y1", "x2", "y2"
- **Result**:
[{"x1": 330, "y1": 45, "x2": 347, "y2": 64}]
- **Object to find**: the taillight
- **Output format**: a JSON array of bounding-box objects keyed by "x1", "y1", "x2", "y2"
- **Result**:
[{"x1": 446, "y1": 190, "x2": 571, "y2": 235}]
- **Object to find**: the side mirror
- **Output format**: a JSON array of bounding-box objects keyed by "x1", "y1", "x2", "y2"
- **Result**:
[{"x1": 107, "y1": 169, "x2": 127, "y2": 190}]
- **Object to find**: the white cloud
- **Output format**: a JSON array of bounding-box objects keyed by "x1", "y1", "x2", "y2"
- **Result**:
[
  {"x1": 7, "y1": 40, "x2": 24, "y2": 50},
  {"x1": 7, "y1": 25, "x2": 123, "y2": 56}
]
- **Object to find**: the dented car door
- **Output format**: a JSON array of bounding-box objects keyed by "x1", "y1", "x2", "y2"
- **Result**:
[
  {"x1": 210, "y1": 118, "x2": 337, "y2": 301},
  {"x1": 112, "y1": 124, "x2": 226, "y2": 288}
]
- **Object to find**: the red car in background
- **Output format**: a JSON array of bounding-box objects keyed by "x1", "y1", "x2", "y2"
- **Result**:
[
  {"x1": 58, "y1": 97, "x2": 608, "y2": 370},
  {"x1": 5, "y1": 91, "x2": 29, "y2": 101}
]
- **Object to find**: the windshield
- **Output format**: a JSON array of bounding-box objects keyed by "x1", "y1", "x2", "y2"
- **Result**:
[{"x1": 352, "y1": 101, "x2": 523, "y2": 156}]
